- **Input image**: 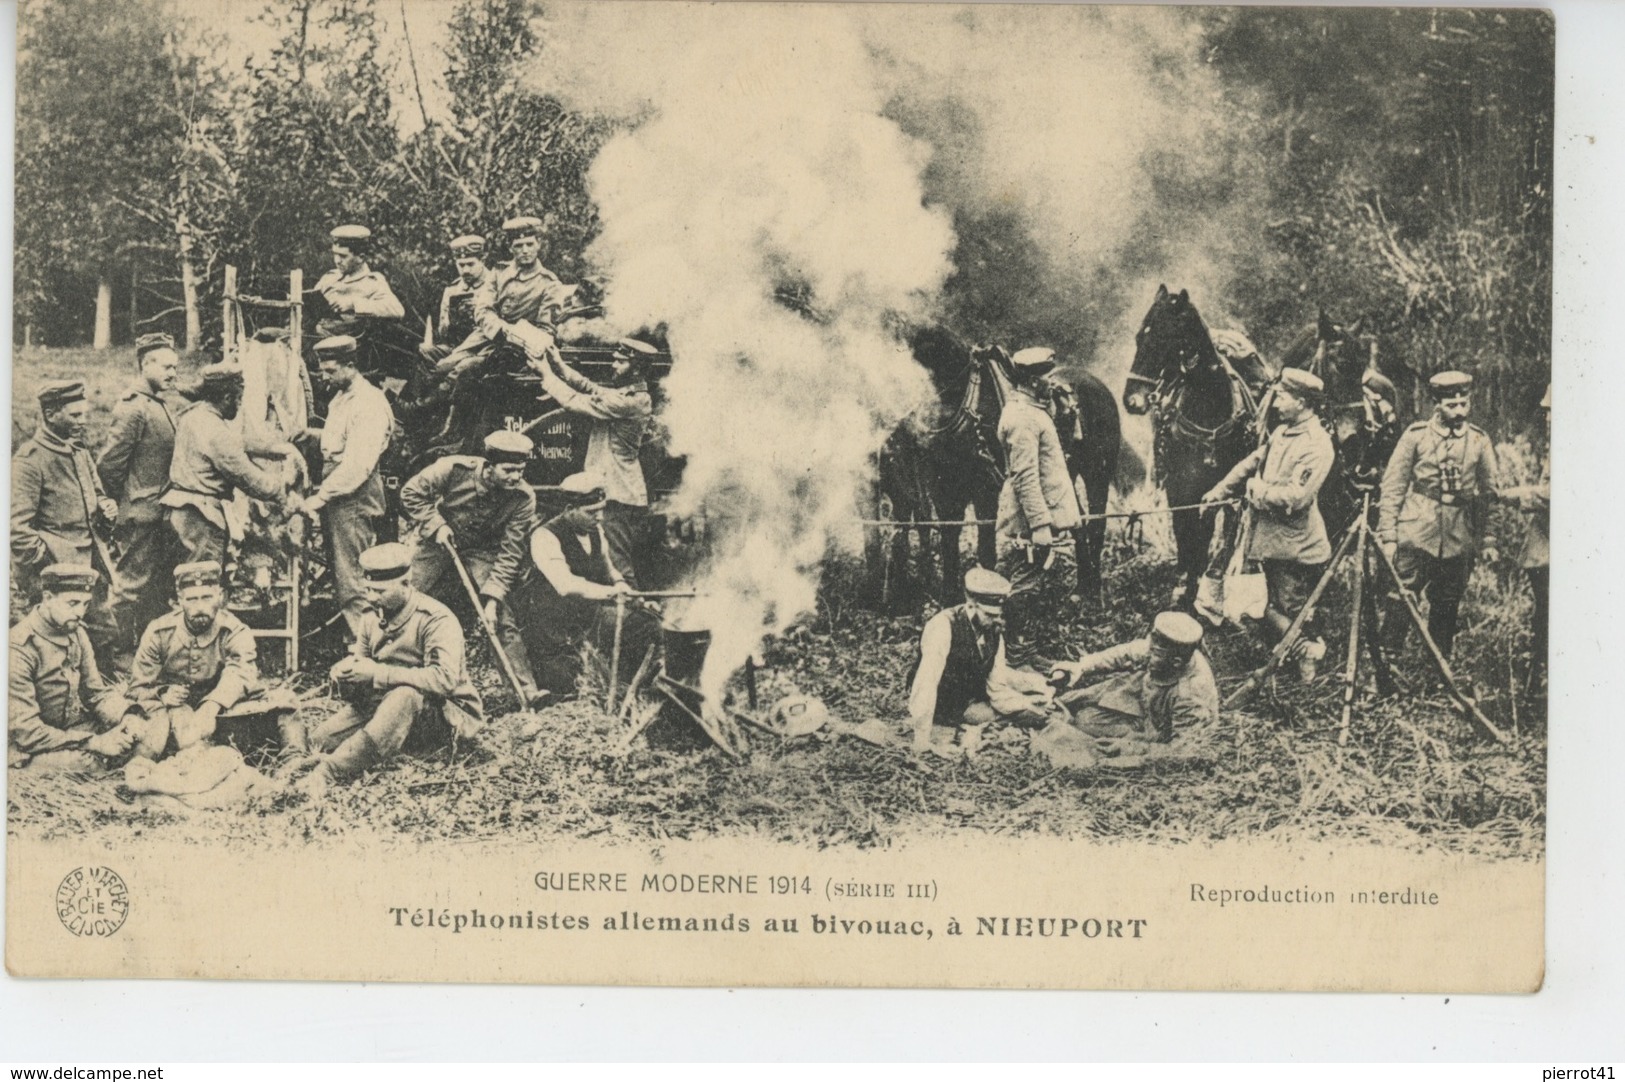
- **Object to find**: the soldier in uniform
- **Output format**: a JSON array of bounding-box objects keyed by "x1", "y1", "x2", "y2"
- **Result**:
[
  {"x1": 8, "y1": 565, "x2": 142, "y2": 773},
  {"x1": 1500, "y1": 385, "x2": 1551, "y2": 688},
  {"x1": 514, "y1": 474, "x2": 657, "y2": 698},
  {"x1": 907, "y1": 567, "x2": 1053, "y2": 758},
  {"x1": 298, "y1": 543, "x2": 483, "y2": 794},
  {"x1": 530, "y1": 338, "x2": 656, "y2": 587},
  {"x1": 1379, "y1": 370, "x2": 1498, "y2": 660},
  {"x1": 1204, "y1": 368, "x2": 1337, "y2": 681},
  {"x1": 419, "y1": 234, "x2": 490, "y2": 366},
  {"x1": 96, "y1": 332, "x2": 181, "y2": 665},
  {"x1": 431, "y1": 216, "x2": 576, "y2": 440},
  {"x1": 1048, "y1": 611, "x2": 1219, "y2": 751},
  {"x1": 293, "y1": 336, "x2": 394, "y2": 640},
  {"x1": 399, "y1": 430, "x2": 543, "y2": 706},
  {"x1": 161, "y1": 364, "x2": 289, "y2": 569},
  {"x1": 125, "y1": 562, "x2": 265, "y2": 760},
  {"x1": 11, "y1": 380, "x2": 120, "y2": 662},
  {"x1": 995, "y1": 347, "x2": 1082, "y2": 669},
  {"x1": 311, "y1": 224, "x2": 405, "y2": 340}
]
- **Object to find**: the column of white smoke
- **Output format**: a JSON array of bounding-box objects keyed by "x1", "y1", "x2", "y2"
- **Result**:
[{"x1": 534, "y1": 3, "x2": 954, "y2": 701}]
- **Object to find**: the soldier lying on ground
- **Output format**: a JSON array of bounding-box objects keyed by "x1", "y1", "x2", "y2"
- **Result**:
[
  {"x1": 125, "y1": 561, "x2": 274, "y2": 761},
  {"x1": 8, "y1": 565, "x2": 143, "y2": 773},
  {"x1": 1045, "y1": 610, "x2": 1218, "y2": 762},
  {"x1": 295, "y1": 543, "x2": 483, "y2": 795},
  {"x1": 907, "y1": 567, "x2": 1055, "y2": 759}
]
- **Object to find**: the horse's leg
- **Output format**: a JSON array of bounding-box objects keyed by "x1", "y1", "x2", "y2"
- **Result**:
[
  {"x1": 975, "y1": 486, "x2": 999, "y2": 571},
  {"x1": 940, "y1": 523, "x2": 964, "y2": 603},
  {"x1": 1170, "y1": 507, "x2": 1204, "y2": 610},
  {"x1": 862, "y1": 478, "x2": 886, "y2": 608}
]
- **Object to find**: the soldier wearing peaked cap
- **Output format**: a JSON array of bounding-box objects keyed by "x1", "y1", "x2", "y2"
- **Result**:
[
  {"x1": 297, "y1": 543, "x2": 483, "y2": 794},
  {"x1": 398, "y1": 429, "x2": 544, "y2": 706},
  {"x1": 907, "y1": 567, "x2": 1055, "y2": 758},
  {"x1": 124, "y1": 561, "x2": 268, "y2": 761},
  {"x1": 1379, "y1": 369, "x2": 1498, "y2": 660},
  {"x1": 1497, "y1": 383, "x2": 1550, "y2": 687},
  {"x1": 97, "y1": 333, "x2": 183, "y2": 666},
  {"x1": 1047, "y1": 610, "x2": 1219, "y2": 757},
  {"x1": 1204, "y1": 366, "x2": 1336, "y2": 682},
  {"x1": 312, "y1": 224, "x2": 405, "y2": 340},
  {"x1": 420, "y1": 235, "x2": 492, "y2": 367},
  {"x1": 9, "y1": 565, "x2": 145, "y2": 773},
  {"x1": 995, "y1": 346, "x2": 1082, "y2": 670},
  {"x1": 530, "y1": 337, "x2": 656, "y2": 588},
  {"x1": 12, "y1": 380, "x2": 120, "y2": 665}
]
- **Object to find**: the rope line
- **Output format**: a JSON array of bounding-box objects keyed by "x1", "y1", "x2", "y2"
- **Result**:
[{"x1": 856, "y1": 498, "x2": 1238, "y2": 529}]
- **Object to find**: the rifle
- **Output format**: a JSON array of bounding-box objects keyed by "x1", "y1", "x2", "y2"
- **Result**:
[{"x1": 441, "y1": 536, "x2": 529, "y2": 705}]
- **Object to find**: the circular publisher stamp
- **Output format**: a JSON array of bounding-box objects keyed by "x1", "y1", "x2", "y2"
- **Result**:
[{"x1": 55, "y1": 866, "x2": 129, "y2": 938}]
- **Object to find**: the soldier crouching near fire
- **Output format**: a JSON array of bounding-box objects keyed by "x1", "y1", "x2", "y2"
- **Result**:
[
  {"x1": 124, "y1": 562, "x2": 270, "y2": 760},
  {"x1": 1045, "y1": 611, "x2": 1218, "y2": 762},
  {"x1": 907, "y1": 568, "x2": 1055, "y2": 758},
  {"x1": 8, "y1": 565, "x2": 145, "y2": 773},
  {"x1": 294, "y1": 543, "x2": 483, "y2": 795}
]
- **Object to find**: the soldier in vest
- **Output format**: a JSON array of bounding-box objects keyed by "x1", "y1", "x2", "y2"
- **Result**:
[
  {"x1": 97, "y1": 332, "x2": 182, "y2": 665},
  {"x1": 311, "y1": 224, "x2": 405, "y2": 340},
  {"x1": 293, "y1": 335, "x2": 395, "y2": 640},
  {"x1": 995, "y1": 347, "x2": 1083, "y2": 669},
  {"x1": 8, "y1": 565, "x2": 142, "y2": 773},
  {"x1": 12, "y1": 380, "x2": 121, "y2": 662},
  {"x1": 419, "y1": 234, "x2": 490, "y2": 366},
  {"x1": 161, "y1": 364, "x2": 289, "y2": 569},
  {"x1": 1048, "y1": 611, "x2": 1219, "y2": 753},
  {"x1": 298, "y1": 544, "x2": 483, "y2": 794},
  {"x1": 1379, "y1": 370, "x2": 1499, "y2": 659},
  {"x1": 125, "y1": 562, "x2": 265, "y2": 760},
  {"x1": 531, "y1": 337, "x2": 656, "y2": 587},
  {"x1": 515, "y1": 474, "x2": 656, "y2": 698},
  {"x1": 399, "y1": 430, "x2": 544, "y2": 706},
  {"x1": 907, "y1": 568, "x2": 1053, "y2": 757}
]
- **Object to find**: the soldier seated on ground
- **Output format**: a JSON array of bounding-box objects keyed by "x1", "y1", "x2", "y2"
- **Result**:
[
  {"x1": 125, "y1": 562, "x2": 272, "y2": 761},
  {"x1": 907, "y1": 567, "x2": 1055, "y2": 758},
  {"x1": 8, "y1": 565, "x2": 143, "y2": 773},
  {"x1": 513, "y1": 474, "x2": 658, "y2": 700},
  {"x1": 297, "y1": 543, "x2": 483, "y2": 795},
  {"x1": 1047, "y1": 611, "x2": 1218, "y2": 760}
]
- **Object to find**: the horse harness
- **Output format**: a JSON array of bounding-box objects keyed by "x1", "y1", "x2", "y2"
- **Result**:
[{"x1": 1131, "y1": 353, "x2": 1261, "y2": 485}]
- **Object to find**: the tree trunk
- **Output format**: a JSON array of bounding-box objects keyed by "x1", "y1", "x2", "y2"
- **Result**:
[
  {"x1": 94, "y1": 275, "x2": 112, "y2": 349},
  {"x1": 177, "y1": 208, "x2": 201, "y2": 351}
]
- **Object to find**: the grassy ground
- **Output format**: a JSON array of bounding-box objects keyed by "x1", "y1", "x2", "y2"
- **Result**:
[{"x1": 6, "y1": 347, "x2": 1547, "y2": 856}]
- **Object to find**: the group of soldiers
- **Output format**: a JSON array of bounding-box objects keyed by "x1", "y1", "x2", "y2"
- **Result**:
[
  {"x1": 906, "y1": 357, "x2": 1550, "y2": 762},
  {"x1": 10, "y1": 218, "x2": 661, "y2": 792}
]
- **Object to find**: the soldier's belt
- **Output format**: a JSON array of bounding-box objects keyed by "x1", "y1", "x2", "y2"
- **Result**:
[{"x1": 1414, "y1": 484, "x2": 1461, "y2": 507}]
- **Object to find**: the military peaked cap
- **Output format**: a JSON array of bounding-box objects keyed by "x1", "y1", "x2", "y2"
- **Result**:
[
  {"x1": 1278, "y1": 368, "x2": 1325, "y2": 399},
  {"x1": 314, "y1": 335, "x2": 359, "y2": 360},
  {"x1": 38, "y1": 380, "x2": 87, "y2": 413},
  {"x1": 1361, "y1": 370, "x2": 1397, "y2": 404},
  {"x1": 502, "y1": 216, "x2": 543, "y2": 237},
  {"x1": 483, "y1": 430, "x2": 534, "y2": 465},
  {"x1": 1151, "y1": 610, "x2": 1204, "y2": 651},
  {"x1": 135, "y1": 331, "x2": 176, "y2": 359},
  {"x1": 41, "y1": 563, "x2": 99, "y2": 594},
  {"x1": 964, "y1": 567, "x2": 1012, "y2": 607},
  {"x1": 1429, "y1": 370, "x2": 1474, "y2": 398},
  {"x1": 449, "y1": 235, "x2": 486, "y2": 256},
  {"x1": 198, "y1": 363, "x2": 245, "y2": 391},
  {"x1": 330, "y1": 224, "x2": 373, "y2": 247},
  {"x1": 359, "y1": 542, "x2": 413, "y2": 581},
  {"x1": 1010, "y1": 347, "x2": 1058, "y2": 378},
  {"x1": 174, "y1": 561, "x2": 222, "y2": 590},
  {"x1": 557, "y1": 472, "x2": 606, "y2": 505}
]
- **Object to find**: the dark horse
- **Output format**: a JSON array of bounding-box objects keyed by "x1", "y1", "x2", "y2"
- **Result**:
[
  {"x1": 1278, "y1": 310, "x2": 1411, "y2": 538},
  {"x1": 1123, "y1": 285, "x2": 1274, "y2": 609},
  {"x1": 875, "y1": 324, "x2": 1122, "y2": 606}
]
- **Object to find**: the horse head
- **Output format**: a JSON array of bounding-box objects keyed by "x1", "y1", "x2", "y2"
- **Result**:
[
  {"x1": 1124, "y1": 284, "x2": 1221, "y2": 415},
  {"x1": 904, "y1": 323, "x2": 973, "y2": 397}
]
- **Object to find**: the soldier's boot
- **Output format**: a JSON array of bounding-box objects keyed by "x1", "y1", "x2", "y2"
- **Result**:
[
  {"x1": 431, "y1": 379, "x2": 476, "y2": 446},
  {"x1": 278, "y1": 715, "x2": 310, "y2": 756},
  {"x1": 299, "y1": 730, "x2": 379, "y2": 797}
]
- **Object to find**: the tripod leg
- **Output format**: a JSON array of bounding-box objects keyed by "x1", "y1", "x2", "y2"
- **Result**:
[{"x1": 1338, "y1": 522, "x2": 1366, "y2": 747}]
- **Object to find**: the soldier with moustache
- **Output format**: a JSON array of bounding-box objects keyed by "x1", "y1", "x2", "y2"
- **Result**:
[
  {"x1": 8, "y1": 565, "x2": 144, "y2": 773},
  {"x1": 1379, "y1": 370, "x2": 1499, "y2": 660},
  {"x1": 310, "y1": 224, "x2": 405, "y2": 341},
  {"x1": 11, "y1": 380, "x2": 121, "y2": 662},
  {"x1": 96, "y1": 332, "x2": 182, "y2": 665},
  {"x1": 399, "y1": 429, "x2": 545, "y2": 706}
]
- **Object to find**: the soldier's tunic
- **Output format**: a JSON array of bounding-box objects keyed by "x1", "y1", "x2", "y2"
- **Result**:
[
  {"x1": 8, "y1": 610, "x2": 133, "y2": 772},
  {"x1": 906, "y1": 605, "x2": 1048, "y2": 730},
  {"x1": 437, "y1": 261, "x2": 574, "y2": 379},
  {"x1": 1503, "y1": 457, "x2": 1551, "y2": 677},
  {"x1": 399, "y1": 455, "x2": 538, "y2": 694},
  {"x1": 421, "y1": 269, "x2": 488, "y2": 365},
  {"x1": 96, "y1": 379, "x2": 179, "y2": 636},
  {"x1": 994, "y1": 388, "x2": 1082, "y2": 667},
  {"x1": 312, "y1": 264, "x2": 405, "y2": 339},
  {"x1": 1058, "y1": 640, "x2": 1219, "y2": 743},
  {"x1": 1379, "y1": 416, "x2": 1498, "y2": 656},
  {"x1": 307, "y1": 378, "x2": 393, "y2": 638},
  {"x1": 160, "y1": 401, "x2": 284, "y2": 568},
  {"x1": 545, "y1": 368, "x2": 652, "y2": 588},
  {"x1": 309, "y1": 590, "x2": 483, "y2": 762},
  {"x1": 126, "y1": 609, "x2": 260, "y2": 758}
]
